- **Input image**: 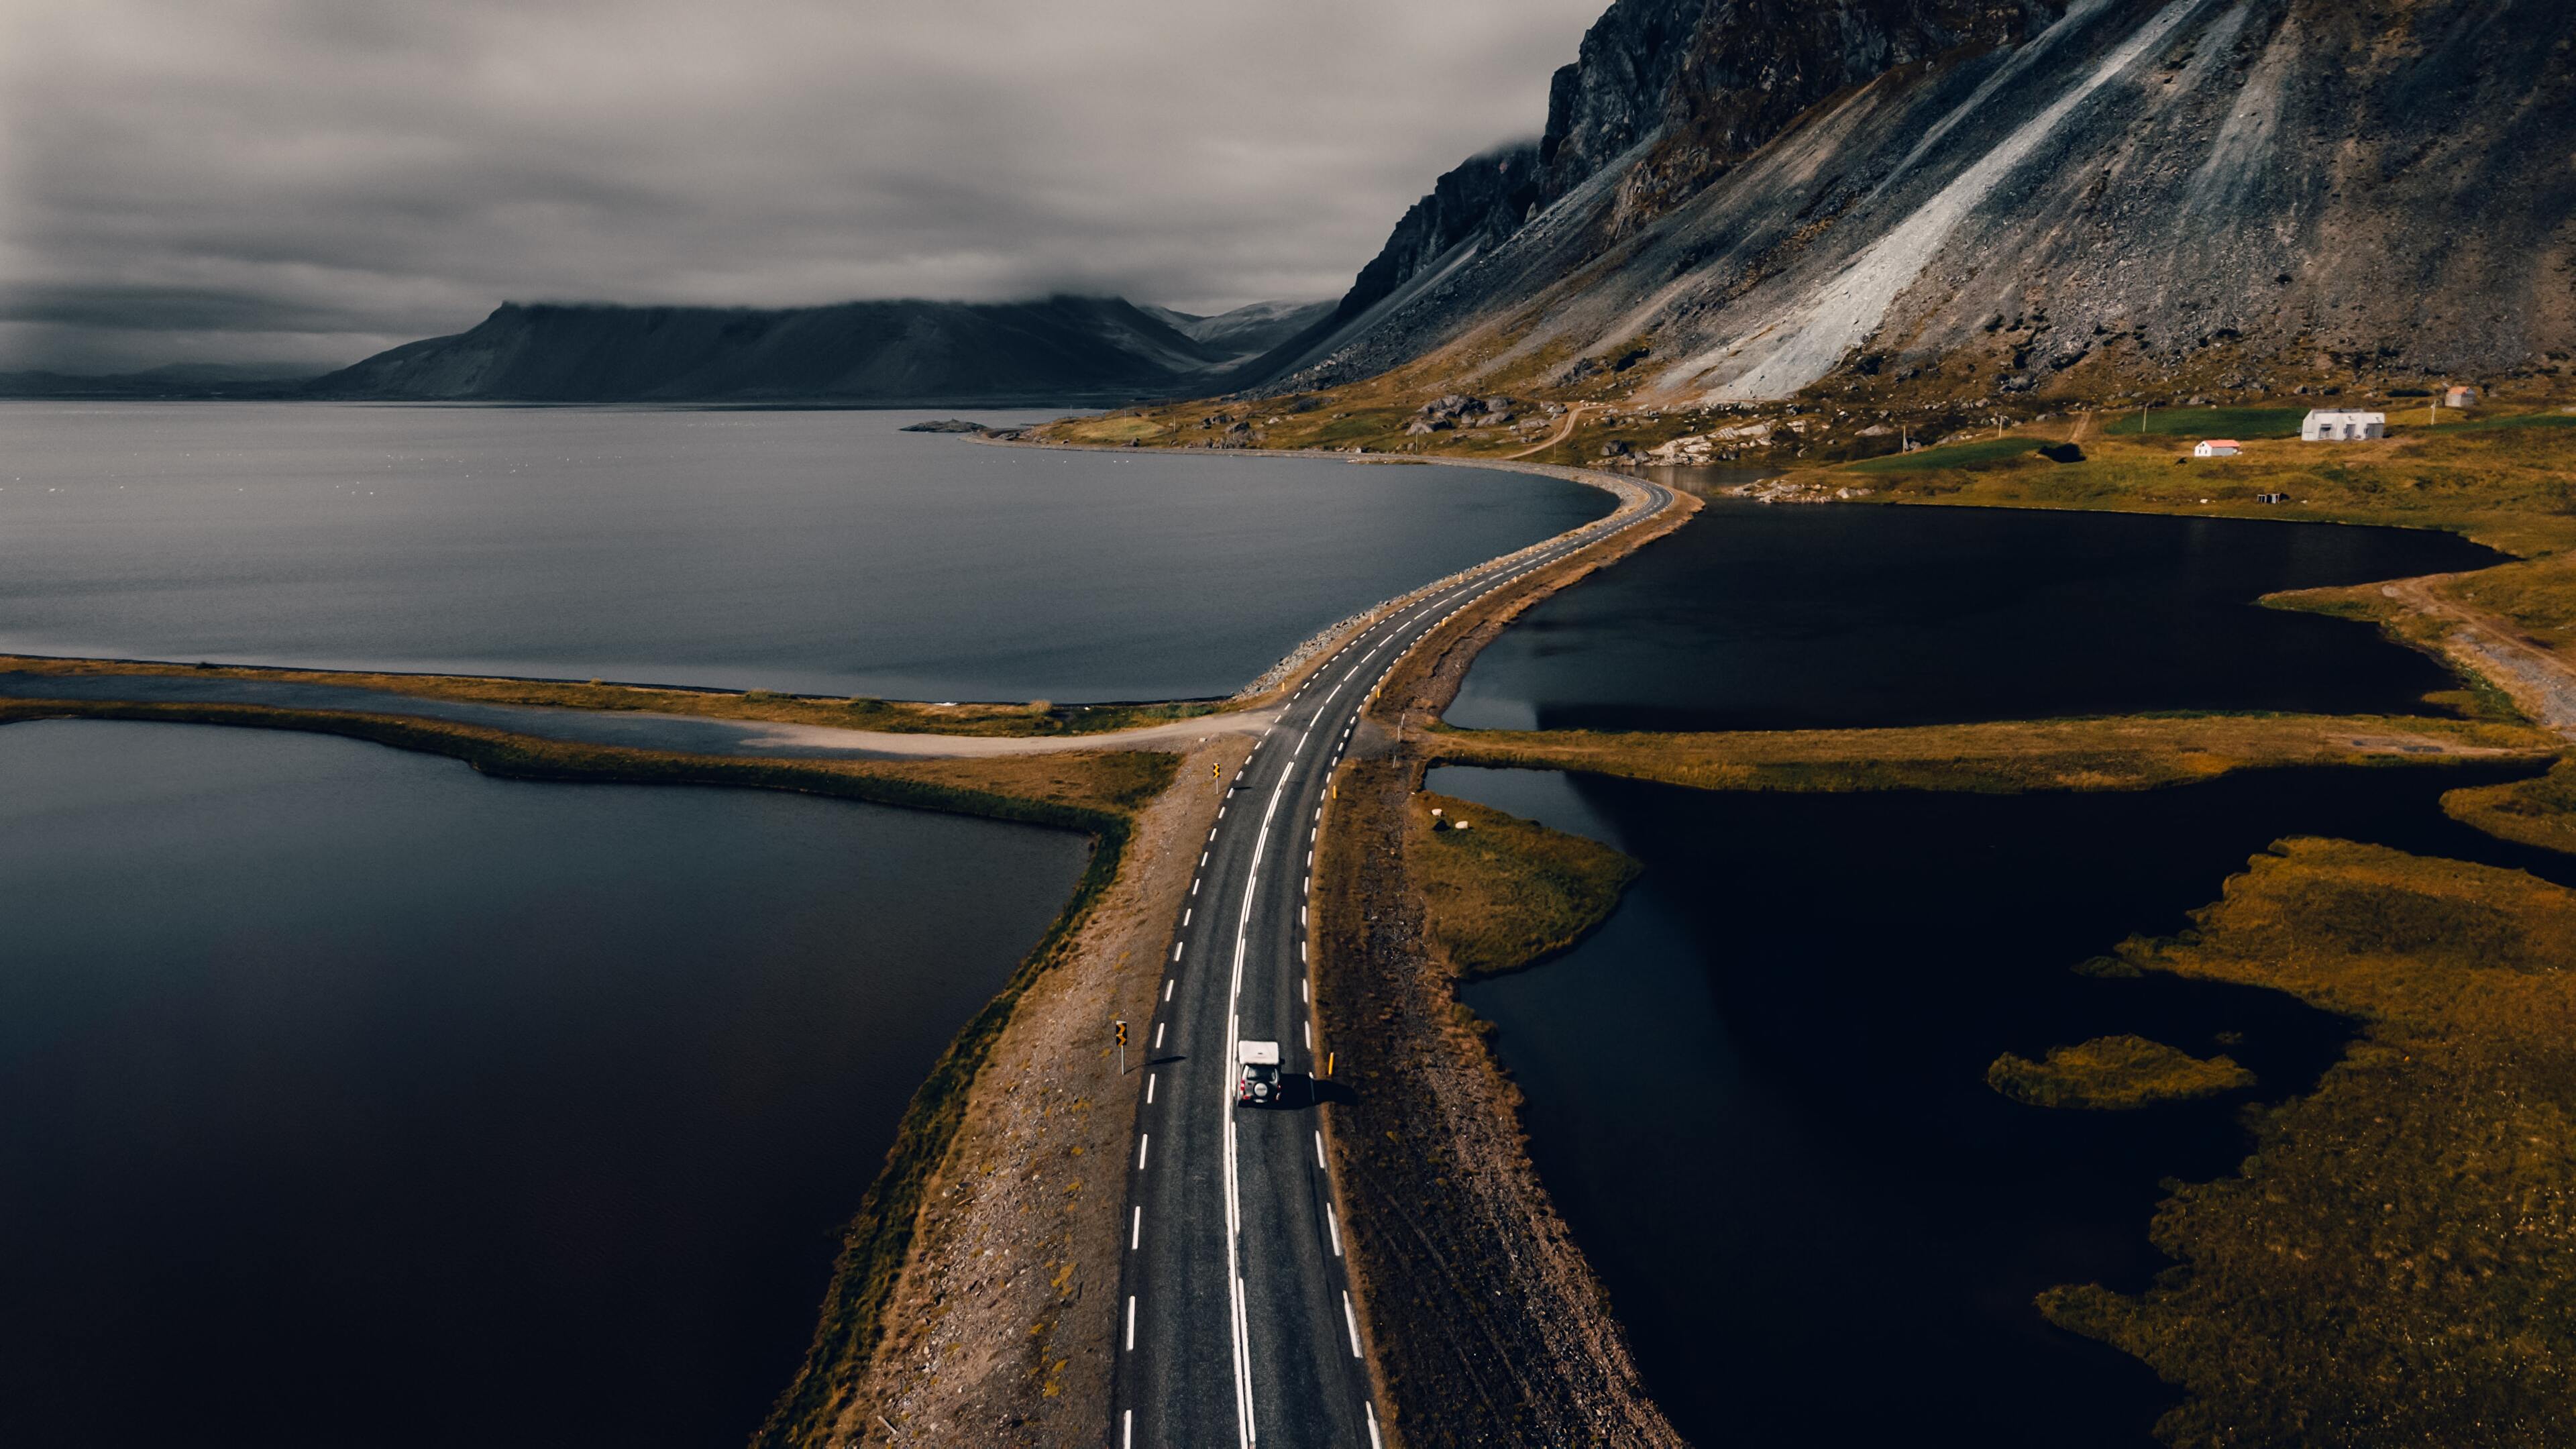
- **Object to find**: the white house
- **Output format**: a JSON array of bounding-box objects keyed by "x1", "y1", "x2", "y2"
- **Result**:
[
  {"x1": 2193, "y1": 439, "x2": 2243, "y2": 458},
  {"x1": 2302, "y1": 409, "x2": 2385, "y2": 441},
  {"x1": 2445, "y1": 386, "x2": 2479, "y2": 409}
]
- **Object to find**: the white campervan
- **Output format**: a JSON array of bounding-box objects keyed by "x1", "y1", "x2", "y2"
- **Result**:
[{"x1": 1235, "y1": 1040, "x2": 1283, "y2": 1107}]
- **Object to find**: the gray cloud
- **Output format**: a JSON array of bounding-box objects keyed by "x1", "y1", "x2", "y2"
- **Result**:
[{"x1": 0, "y1": 0, "x2": 1604, "y2": 372}]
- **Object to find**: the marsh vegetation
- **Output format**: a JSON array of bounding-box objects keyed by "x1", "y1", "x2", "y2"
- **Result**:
[
  {"x1": 1988, "y1": 1035, "x2": 2255, "y2": 1111},
  {"x1": 2041, "y1": 840, "x2": 2576, "y2": 1448}
]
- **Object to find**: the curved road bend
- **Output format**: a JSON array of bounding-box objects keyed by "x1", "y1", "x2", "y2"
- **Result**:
[{"x1": 1114, "y1": 470, "x2": 1678, "y2": 1449}]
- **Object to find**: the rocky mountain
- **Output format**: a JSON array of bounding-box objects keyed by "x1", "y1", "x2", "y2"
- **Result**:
[
  {"x1": 1233, "y1": 143, "x2": 1548, "y2": 384},
  {"x1": 305, "y1": 295, "x2": 1246, "y2": 404},
  {"x1": 1255, "y1": 0, "x2": 2576, "y2": 405}
]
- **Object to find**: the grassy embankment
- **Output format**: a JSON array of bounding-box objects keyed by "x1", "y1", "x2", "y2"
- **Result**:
[
  {"x1": 0, "y1": 654, "x2": 1223, "y2": 737},
  {"x1": 1988, "y1": 1035, "x2": 2255, "y2": 1111},
  {"x1": 1410, "y1": 792, "x2": 1640, "y2": 977},
  {"x1": 1835, "y1": 408, "x2": 2576, "y2": 556},
  {"x1": 1426, "y1": 714, "x2": 2557, "y2": 796},
  {"x1": 2038, "y1": 840, "x2": 2576, "y2": 1446},
  {"x1": 2443, "y1": 760, "x2": 2576, "y2": 855},
  {"x1": 0, "y1": 694, "x2": 1175, "y2": 1439}
]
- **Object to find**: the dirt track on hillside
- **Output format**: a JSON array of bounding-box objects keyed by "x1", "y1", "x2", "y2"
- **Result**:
[{"x1": 2386, "y1": 576, "x2": 2576, "y2": 738}]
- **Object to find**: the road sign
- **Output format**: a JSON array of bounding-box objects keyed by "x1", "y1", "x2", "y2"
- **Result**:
[{"x1": 1116, "y1": 1018, "x2": 1127, "y2": 1075}]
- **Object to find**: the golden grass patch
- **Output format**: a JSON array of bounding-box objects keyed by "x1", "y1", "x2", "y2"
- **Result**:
[
  {"x1": 2041, "y1": 839, "x2": 2576, "y2": 1447},
  {"x1": 2444, "y1": 758, "x2": 2576, "y2": 856},
  {"x1": 0, "y1": 655, "x2": 1220, "y2": 738},
  {"x1": 1428, "y1": 715, "x2": 2555, "y2": 796},
  {"x1": 1988, "y1": 1034, "x2": 2254, "y2": 1111},
  {"x1": 1410, "y1": 792, "x2": 1640, "y2": 977}
]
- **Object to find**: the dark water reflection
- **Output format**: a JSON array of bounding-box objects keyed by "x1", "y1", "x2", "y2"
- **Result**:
[
  {"x1": 0, "y1": 721, "x2": 1090, "y2": 1448},
  {"x1": 0, "y1": 402, "x2": 1610, "y2": 702},
  {"x1": 1448, "y1": 501, "x2": 2507, "y2": 731},
  {"x1": 1437, "y1": 762, "x2": 2565, "y2": 1449}
]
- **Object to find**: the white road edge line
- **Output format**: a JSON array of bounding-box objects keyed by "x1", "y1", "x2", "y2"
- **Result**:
[
  {"x1": 1342, "y1": 1290, "x2": 1362, "y2": 1357},
  {"x1": 1126, "y1": 1294, "x2": 1137, "y2": 1351},
  {"x1": 1222, "y1": 754, "x2": 1298, "y2": 1449},
  {"x1": 1326, "y1": 1202, "x2": 1342, "y2": 1256},
  {"x1": 1132, "y1": 1205, "x2": 1142, "y2": 1250},
  {"x1": 1136, "y1": 1134, "x2": 1149, "y2": 1171}
]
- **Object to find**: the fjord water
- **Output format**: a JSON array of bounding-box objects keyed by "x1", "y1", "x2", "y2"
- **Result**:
[
  {"x1": 0, "y1": 402, "x2": 1610, "y2": 700},
  {"x1": 1436, "y1": 762, "x2": 2568, "y2": 1449},
  {"x1": 1448, "y1": 499, "x2": 2504, "y2": 731},
  {"x1": 0, "y1": 720, "x2": 1089, "y2": 1448}
]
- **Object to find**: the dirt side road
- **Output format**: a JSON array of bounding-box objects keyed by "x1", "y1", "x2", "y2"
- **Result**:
[
  {"x1": 773, "y1": 733, "x2": 1250, "y2": 1449},
  {"x1": 2390, "y1": 576, "x2": 2576, "y2": 738}
]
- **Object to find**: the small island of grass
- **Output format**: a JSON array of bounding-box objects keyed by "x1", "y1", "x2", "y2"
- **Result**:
[
  {"x1": 1411, "y1": 792, "x2": 1640, "y2": 977},
  {"x1": 1988, "y1": 1034, "x2": 2255, "y2": 1111}
]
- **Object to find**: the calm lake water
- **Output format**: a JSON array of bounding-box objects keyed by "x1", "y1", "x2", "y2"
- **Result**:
[
  {"x1": 1436, "y1": 762, "x2": 2567, "y2": 1449},
  {"x1": 0, "y1": 720, "x2": 1090, "y2": 1448},
  {"x1": 0, "y1": 402, "x2": 1610, "y2": 701},
  {"x1": 1448, "y1": 500, "x2": 2506, "y2": 731}
]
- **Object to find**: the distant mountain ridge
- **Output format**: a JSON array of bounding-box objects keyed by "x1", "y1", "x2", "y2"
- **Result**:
[
  {"x1": 1246, "y1": 0, "x2": 2576, "y2": 403},
  {"x1": 1139, "y1": 299, "x2": 1335, "y2": 360},
  {"x1": 0, "y1": 362, "x2": 319, "y2": 398},
  {"x1": 306, "y1": 294, "x2": 1326, "y2": 405}
]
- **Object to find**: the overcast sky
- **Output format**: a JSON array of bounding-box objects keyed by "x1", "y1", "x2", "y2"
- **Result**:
[{"x1": 0, "y1": 0, "x2": 1607, "y2": 373}]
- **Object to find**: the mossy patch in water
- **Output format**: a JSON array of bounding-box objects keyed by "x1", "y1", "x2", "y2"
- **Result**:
[
  {"x1": 2040, "y1": 839, "x2": 2576, "y2": 1448},
  {"x1": 1988, "y1": 1034, "x2": 2254, "y2": 1110}
]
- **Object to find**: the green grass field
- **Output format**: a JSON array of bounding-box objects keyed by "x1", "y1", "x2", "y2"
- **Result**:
[
  {"x1": 2113, "y1": 405, "x2": 2310, "y2": 439},
  {"x1": 1847, "y1": 435, "x2": 2046, "y2": 473},
  {"x1": 2432, "y1": 411, "x2": 2576, "y2": 434}
]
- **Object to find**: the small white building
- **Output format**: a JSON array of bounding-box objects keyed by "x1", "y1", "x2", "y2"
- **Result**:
[
  {"x1": 2302, "y1": 409, "x2": 2385, "y2": 441},
  {"x1": 2445, "y1": 385, "x2": 2479, "y2": 409},
  {"x1": 2193, "y1": 439, "x2": 2243, "y2": 458}
]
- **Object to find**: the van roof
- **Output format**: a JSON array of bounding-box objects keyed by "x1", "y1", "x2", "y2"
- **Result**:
[{"x1": 1238, "y1": 1040, "x2": 1281, "y2": 1065}]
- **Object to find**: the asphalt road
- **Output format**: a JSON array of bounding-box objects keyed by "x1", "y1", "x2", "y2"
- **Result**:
[{"x1": 1112, "y1": 471, "x2": 1674, "y2": 1448}]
